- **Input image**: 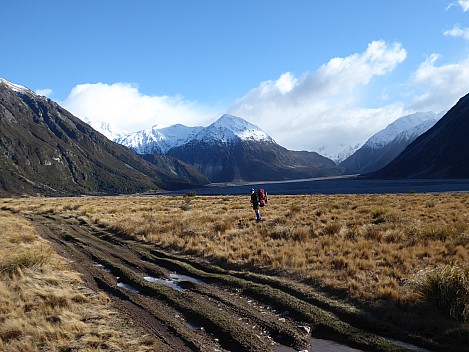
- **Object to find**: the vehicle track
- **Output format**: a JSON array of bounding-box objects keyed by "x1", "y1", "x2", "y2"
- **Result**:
[{"x1": 24, "y1": 212, "x2": 421, "y2": 352}]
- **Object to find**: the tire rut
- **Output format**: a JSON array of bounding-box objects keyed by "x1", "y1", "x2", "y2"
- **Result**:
[{"x1": 24, "y1": 212, "x2": 416, "y2": 352}]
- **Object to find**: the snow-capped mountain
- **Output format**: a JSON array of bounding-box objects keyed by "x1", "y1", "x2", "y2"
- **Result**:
[
  {"x1": 86, "y1": 120, "x2": 129, "y2": 141},
  {"x1": 370, "y1": 94, "x2": 469, "y2": 178},
  {"x1": 115, "y1": 124, "x2": 204, "y2": 154},
  {"x1": 114, "y1": 114, "x2": 272, "y2": 155},
  {"x1": 195, "y1": 114, "x2": 273, "y2": 143},
  {"x1": 0, "y1": 78, "x2": 31, "y2": 94},
  {"x1": 366, "y1": 112, "x2": 443, "y2": 148},
  {"x1": 114, "y1": 114, "x2": 341, "y2": 182},
  {"x1": 340, "y1": 111, "x2": 444, "y2": 174},
  {"x1": 318, "y1": 143, "x2": 361, "y2": 164}
]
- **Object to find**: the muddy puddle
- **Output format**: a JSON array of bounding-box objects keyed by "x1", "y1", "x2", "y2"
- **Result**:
[
  {"x1": 144, "y1": 272, "x2": 205, "y2": 292},
  {"x1": 116, "y1": 282, "x2": 140, "y2": 293},
  {"x1": 94, "y1": 257, "x2": 205, "y2": 293},
  {"x1": 170, "y1": 273, "x2": 206, "y2": 284},
  {"x1": 275, "y1": 338, "x2": 362, "y2": 352},
  {"x1": 275, "y1": 336, "x2": 431, "y2": 352},
  {"x1": 93, "y1": 262, "x2": 111, "y2": 272},
  {"x1": 144, "y1": 276, "x2": 185, "y2": 291},
  {"x1": 385, "y1": 338, "x2": 431, "y2": 352}
]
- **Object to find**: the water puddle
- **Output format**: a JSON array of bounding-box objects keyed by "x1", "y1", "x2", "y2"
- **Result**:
[
  {"x1": 185, "y1": 320, "x2": 203, "y2": 330},
  {"x1": 117, "y1": 282, "x2": 140, "y2": 293},
  {"x1": 309, "y1": 338, "x2": 363, "y2": 352},
  {"x1": 386, "y1": 338, "x2": 431, "y2": 352},
  {"x1": 93, "y1": 263, "x2": 111, "y2": 272},
  {"x1": 144, "y1": 276, "x2": 184, "y2": 292},
  {"x1": 170, "y1": 273, "x2": 206, "y2": 285},
  {"x1": 144, "y1": 272, "x2": 205, "y2": 292},
  {"x1": 275, "y1": 336, "x2": 430, "y2": 352},
  {"x1": 275, "y1": 338, "x2": 363, "y2": 351}
]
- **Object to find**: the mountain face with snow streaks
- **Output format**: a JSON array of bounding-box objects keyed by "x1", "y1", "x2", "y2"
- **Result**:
[
  {"x1": 340, "y1": 112, "x2": 444, "y2": 174},
  {"x1": 114, "y1": 114, "x2": 272, "y2": 154},
  {"x1": 116, "y1": 114, "x2": 341, "y2": 182},
  {"x1": 369, "y1": 94, "x2": 469, "y2": 178},
  {"x1": 115, "y1": 124, "x2": 204, "y2": 154}
]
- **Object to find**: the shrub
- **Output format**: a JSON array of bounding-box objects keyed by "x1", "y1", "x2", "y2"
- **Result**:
[
  {"x1": 344, "y1": 224, "x2": 359, "y2": 241},
  {"x1": 371, "y1": 208, "x2": 387, "y2": 224},
  {"x1": 180, "y1": 204, "x2": 191, "y2": 211},
  {"x1": 321, "y1": 222, "x2": 342, "y2": 236},
  {"x1": 414, "y1": 265, "x2": 469, "y2": 322},
  {"x1": 270, "y1": 225, "x2": 291, "y2": 240},
  {"x1": 291, "y1": 226, "x2": 310, "y2": 242}
]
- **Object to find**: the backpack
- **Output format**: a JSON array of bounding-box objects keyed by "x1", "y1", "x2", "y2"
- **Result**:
[{"x1": 257, "y1": 188, "x2": 267, "y2": 207}]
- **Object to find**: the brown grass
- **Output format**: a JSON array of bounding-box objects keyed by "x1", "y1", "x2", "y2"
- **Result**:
[
  {"x1": 0, "y1": 211, "x2": 160, "y2": 352},
  {"x1": 2, "y1": 193, "x2": 468, "y2": 311}
]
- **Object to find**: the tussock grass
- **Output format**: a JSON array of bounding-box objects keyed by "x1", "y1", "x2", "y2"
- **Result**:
[
  {"x1": 0, "y1": 211, "x2": 160, "y2": 351},
  {"x1": 2, "y1": 193, "x2": 469, "y2": 316},
  {"x1": 413, "y1": 265, "x2": 469, "y2": 322},
  {"x1": 0, "y1": 245, "x2": 53, "y2": 276}
]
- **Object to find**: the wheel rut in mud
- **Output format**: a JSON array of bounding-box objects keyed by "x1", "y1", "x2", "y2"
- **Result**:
[{"x1": 24, "y1": 212, "x2": 420, "y2": 352}]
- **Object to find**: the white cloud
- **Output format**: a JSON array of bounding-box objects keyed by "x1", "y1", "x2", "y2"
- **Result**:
[
  {"x1": 61, "y1": 82, "x2": 221, "y2": 132},
  {"x1": 447, "y1": 0, "x2": 469, "y2": 11},
  {"x1": 274, "y1": 72, "x2": 297, "y2": 94},
  {"x1": 444, "y1": 25, "x2": 469, "y2": 40},
  {"x1": 458, "y1": 0, "x2": 469, "y2": 11},
  {"x1": 35, "y1": 88, "x2": 53, "y2": 97},
  {"x1": 228, "y1": 41, "x2": 407, "y2": 159},
  {"x1": 409, "y1": 53, "x2": 469, "y2": 111}
]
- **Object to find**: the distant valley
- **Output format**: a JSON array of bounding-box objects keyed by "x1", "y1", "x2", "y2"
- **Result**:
[{"x1": 1, "y1": 77, "x2": 469, "y2": 197}]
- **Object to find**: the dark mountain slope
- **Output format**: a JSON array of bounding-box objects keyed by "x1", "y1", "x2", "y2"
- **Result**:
[
  {"x1": 341, "y1": 113, "x2": 441, "y2": 175},
  {"x1": 167, "y1": 139, "x2": 340, "y2": 182},
  {"x1": 0, "y1": 80, "x2": 207, "y2": 196},
  {"x1": 369, "y1": 94, "x2": 469, "y2": 178}
]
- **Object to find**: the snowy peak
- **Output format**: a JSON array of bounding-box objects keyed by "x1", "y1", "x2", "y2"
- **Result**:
[
  {"x1": 211, "y1": 114, "x2": 258, "y2": 131},
  {"x1": 393, "y1": 118, "x2": 440, "y2": 142},
  {"x1": 1, "y1": 78, "x2": 34, "y2": 96},
  {"x1": 115, "y1": 123, "x2": 204, "y2": 154},
  {"x1": 156, "y1": 124, "x2": 204, "y2": 145},
  {"x1": 87, "y1": 120, "x2": 129, "y2": 140},
  {"x1": 340, "y1": 111, "x2": 445, "y2": 175},
  {"x1": 114, "y1": 114, "x2": 273, "y2": 155},
  {"x1": 196, "y1": 114, "x2": 273, "y2": 143},
  {"x1": 366, "y1": 111, "x2": 444, "y2": 148}
]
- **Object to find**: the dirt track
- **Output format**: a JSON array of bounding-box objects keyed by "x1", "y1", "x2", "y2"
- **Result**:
[{"x1": 24, "y1": 212, "x2": 431, "y2": 352}]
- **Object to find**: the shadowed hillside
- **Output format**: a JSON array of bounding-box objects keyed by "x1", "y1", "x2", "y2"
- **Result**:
[
  {"x1": 0, "y1": 79, "x2": 208, "y2": 196},
  {"x1": 369, "y1": 93, "x2": 469, "y2": 178}
]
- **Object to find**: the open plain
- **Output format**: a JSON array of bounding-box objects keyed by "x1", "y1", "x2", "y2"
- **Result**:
[{"x1": 0, "y1": 192, "x2": 468, "y2": 351}]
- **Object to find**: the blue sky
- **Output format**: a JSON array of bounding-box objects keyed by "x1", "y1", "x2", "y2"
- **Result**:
[{"x1": 2, "y1": 0, "x2": 469, "y2": 158}]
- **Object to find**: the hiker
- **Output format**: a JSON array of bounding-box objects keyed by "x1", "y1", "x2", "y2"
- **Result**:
[{"x1": 250, "y1": 188, "x2": 267, "y2": 222}]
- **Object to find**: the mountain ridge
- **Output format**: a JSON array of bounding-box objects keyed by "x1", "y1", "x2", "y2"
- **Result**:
[
  {"x1": 112, "y1": 114, "x2": 342, "y2": 182},
  {"x1": 368, "y1": 94, "x2": 469, "y2": 178},
  {"x1": 0, "y1": 78, "x2": 208, "y2": 196},
  {"x1": 340, "y1": 112, "x2": 443, "y2": 174}
]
